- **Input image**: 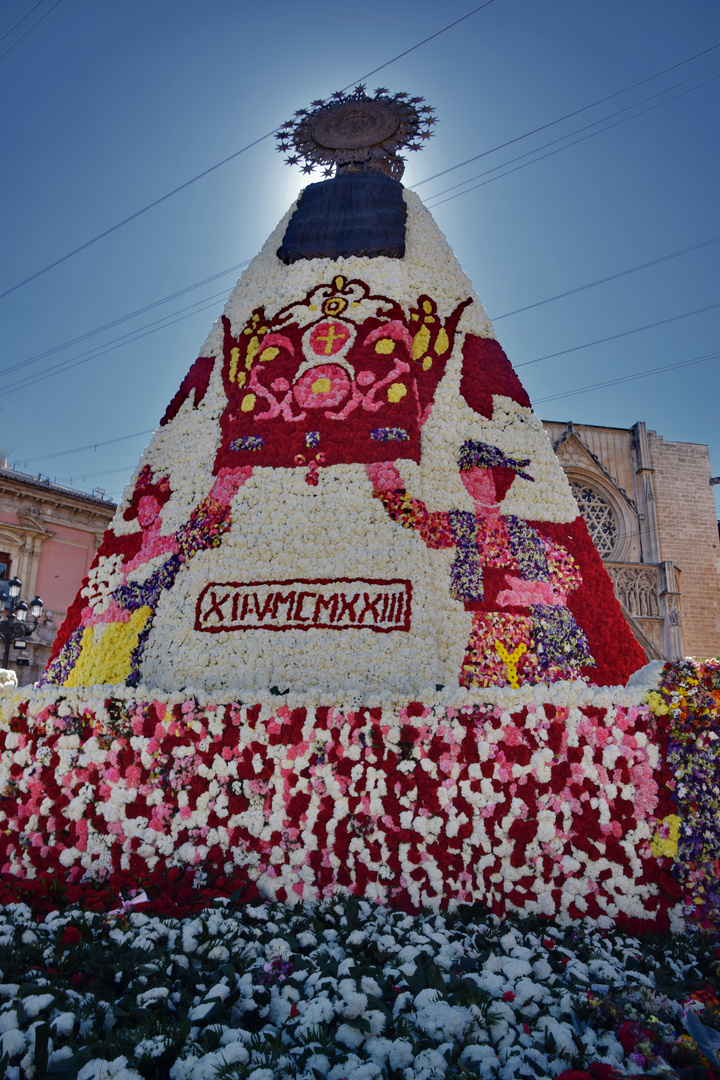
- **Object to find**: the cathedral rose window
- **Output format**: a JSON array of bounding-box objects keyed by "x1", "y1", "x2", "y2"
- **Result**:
[{"x1": 570, "y1": 482, "x2": 617, "y2": 558}]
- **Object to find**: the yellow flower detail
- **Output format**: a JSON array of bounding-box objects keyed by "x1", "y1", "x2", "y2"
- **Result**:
[
  {"x1": 645, "y1": 690, "x2": 670, "y2": 715},
  {"x1": 650, "y1": 814, "x2": 681, "y2": 859},
  {"x1": 260, "y1": 346, "x2": 279, "y2": 362},
  {"x1": 64, "y1": 607, "x2": 152, "y2": 687},
  {"x1": 412, "y1": 324, "x2": 431, "y2": 360},
  {"x1": 323, "y1": 296, "x2": 347, "y2": 316},
  {"x1": 375, "y1": 339, "x2": 394, "y2": 355},
  {"x1": 495, "y1": 641, "x2": 527, "y2": 689},
  {"x1": 311, "y1": 377, "x2": 332, "y2": 394},
  {"x1": 229, "y1": 346, "x2": 240, "y2": 383},
  {"x1": 435, "y1": 327, "x2": 449, "y2": 355},
  {"x1": 245, "y1": 336, "x2": 260, "y2": 367},
  {"x1": 387, "y1": 383, "x2": 407, "y2": 403},
  {"x1": 241, "y1": 394, "x2": 256, "y2": 412}
]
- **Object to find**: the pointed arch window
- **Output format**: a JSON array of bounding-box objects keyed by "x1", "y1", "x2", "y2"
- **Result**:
[{"x1": 570, "y1": 482, "x2": 617, "y2": 559}]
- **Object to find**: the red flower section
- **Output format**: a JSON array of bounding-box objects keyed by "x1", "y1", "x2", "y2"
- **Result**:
[
  {"x1": 0, "y1": 696, "x2": 680, "y2": 925},
  {"x1": 213, "y1": 277, "x2": 471, "y2": 475},
  {"x1": 60, "y1": 925, "x2": 83, "y2": 945},
  {"x1": 531, "y1": 516, "x2": 646, "y2": 685},
  {"x1": 459, "y1": 335, "x2": 532, "y2": 418},
  {"x1": 160, "y1": 355, "x2": 215, "y2": 427}
]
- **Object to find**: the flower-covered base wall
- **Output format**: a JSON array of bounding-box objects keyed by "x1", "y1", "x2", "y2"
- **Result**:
[{"x1": 0, "y1": 682, "x2": 683, "y2": 930}]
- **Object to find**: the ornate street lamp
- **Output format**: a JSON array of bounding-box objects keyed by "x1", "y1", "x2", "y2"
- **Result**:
[{"x1": 1, "y1": 578, "x2": 43, "y2": 669}]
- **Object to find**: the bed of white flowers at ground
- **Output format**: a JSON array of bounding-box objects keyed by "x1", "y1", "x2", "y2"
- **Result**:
[{"x1": 0, "y1": 894, "x2": 718, "y2": 1080}]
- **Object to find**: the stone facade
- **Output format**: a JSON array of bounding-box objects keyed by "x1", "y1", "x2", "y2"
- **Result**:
[
  {"x1": 543, "y1": 420, "x2": 720, "y2": 661},
  {"x1": 0, "y1": 466, "x2": 116, "y2": 685}
]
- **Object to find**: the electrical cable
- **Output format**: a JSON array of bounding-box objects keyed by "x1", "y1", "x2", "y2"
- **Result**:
[
  {"x1": 4, "y1": 260, "x2": 251, "y2": 377},
  {"x1": 2, "y1": 294, "x2": 226, "y2": 396},
  {"x1": 516, "y1": 304, "x2": 720, "y2": 368},
  {"x1": 44, "y1": 349, "x2": 720, "y2": 484},
  {"x1": 14, "y1": 430, "x2": 155, "y2": 468},
  {"x1": 491, "y1": 238, "x2": 720, "y2": 321},
  {"x1": 341, "y1": 0, "x2": 496, "y2": 87},
  {"x1": 55, "y1": 464, "x2": 137, "y2": 485},
  {"x1": 7, "y1": 229, "x2": 715, "y2": 384},
  {"x1": 428, "y1": 73, "x2": 720, "y2": 208},
  {"x1": 0, "y1": 287, "x2": 228, "y2": 384},
  {"x1": 533, "y1": 351, "x2": 720, "y2": 404},
  {"x1": 0, "y1": 2, "x2": 497, "y2": 303},
  {"x1": 415, "y1": 42, "x2": 720, "y2": 187},
  {"x1": 0, "y1": 0, "x2": 62, "y2": 61},
  {"x1": 0, "y1": 0, "x2": 46, "y2": 44},
  {"x1": 8, "y1": 233, "x2": 718, "y2": 457},
  {"x1": 425, "y1": 64, "x2": 720, "y2": 203}
]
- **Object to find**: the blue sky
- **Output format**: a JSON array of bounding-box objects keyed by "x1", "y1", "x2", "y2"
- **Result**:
[{"x1": 1, "y1": 0, "x2": 718, "y2": 511}]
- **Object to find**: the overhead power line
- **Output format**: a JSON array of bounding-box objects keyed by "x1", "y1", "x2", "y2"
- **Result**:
[
  {"x1": 0, "y1": 28, "x2": 711, "y2": 306},
  {"x1": 348, "y1": 1, "x2": 496, "y2": 86},
  {"x1": 491, "y1": 237, "x2": 720, "y2": 321},
  {"x1": 533, "y1": 351, "x2": 720, "y2": 404},
  {"x1": 12, "y1": 238, "x2": 719, "y2": 465},
  {"x1": 0, "y1": 260, "x2": 251, "y2": 379},
  {"x1": 13, "y1": 429, "x2": 155, "y2": 468},
  {"x1": 0, "y1": 0, "x2": 62, "y2": 61},
  {"x1": 6, "y1": 228, "x2": 717, "y2": 443},
  {"x1": 2, "y1": 293, "x2": 227, "y2": 396},
  {"x1": 0, "y1": 0, "x2": 46, "y2": 44},
  {"x1": 55, "y1": 464, "x2": 137, "y2": 485},
  {"x1": 38, "y1": 347, "x2": 720, "y2": 483},
  {"x1": 415, "y1": 42, "x2": 720, "y2": 187},
  {"x1": 427, "y1": 72, "x2": 720, "y2": 208},
  {"x1": 426, "y1": 64, "x2": 719, "y2": 203},
  {"x1": 516, "y1": 304, "x2": 720, "y2": 368},
  {"x1": 0, "y1": 3, "x2": 496, "y2": 303}
]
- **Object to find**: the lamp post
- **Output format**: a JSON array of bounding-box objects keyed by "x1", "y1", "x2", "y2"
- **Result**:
[{"x1": 1, "y1": 578, "x2": 43, "y2": 669}]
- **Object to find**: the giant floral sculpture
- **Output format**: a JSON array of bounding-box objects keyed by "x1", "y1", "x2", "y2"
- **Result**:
[{"x1": 1, "y1": 87, "x2": 702, "y2": 932}]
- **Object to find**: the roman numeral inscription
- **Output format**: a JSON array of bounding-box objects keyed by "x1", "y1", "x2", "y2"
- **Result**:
[{"x1": 195, "y1": 578, "x2": 412, "y2": 633}]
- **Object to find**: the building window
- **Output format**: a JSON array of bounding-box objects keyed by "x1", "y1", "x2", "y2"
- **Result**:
[
  {"x1": 0, "y1": 552, "x2": 10, "y2": 580},
  {"x1": 570, "y1": 483, "x2": 617, "y2": 559}
]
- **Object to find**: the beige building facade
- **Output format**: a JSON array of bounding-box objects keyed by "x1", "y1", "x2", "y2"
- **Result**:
[
  {"x1": 542, "y1": 419, "x2": 720, "y2": 662},
  {"x1": 0, "y1": 466, "x2": 116, "y2": 685}
]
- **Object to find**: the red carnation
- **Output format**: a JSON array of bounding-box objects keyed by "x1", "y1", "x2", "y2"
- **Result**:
[
  {"x1": 290, "y1": 1003, "x2": 299, "y2": 1018},
  {"x1": 588, "y1": 1065, "x2": 623, "y2": 1080},
  {"x1": 60, "y1": 925, "x2": 83, "y2": 945},
  {"x1": 502, "y1": 990, "x2": 515, "y2": 1002},
  {"x1": 617, "y1": 1020, "x2": 652, "y2": 1054}
]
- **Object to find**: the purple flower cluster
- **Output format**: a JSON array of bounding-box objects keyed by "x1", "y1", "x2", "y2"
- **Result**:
[
  {"x1": 230, "y1": 435, "x2": 264, "y2": 451},
  {"x1": 661, "y1": 658, "x2": 720, "y2": 926},
  {"x1": 115, "y1": 555, "x2": 183, "y2": 613},
  {"x1": 38, "y1": 628, "x2": 84, "y2": 687},
  {"x1": 506, "y1": 516, "x2": 549, "y2": 581},
  {"x1": 457, "y1": 440, "x2": 533, "y2": 479},
  {"x1": 448, "y1": 511, "x2": 483, "y2": 601},
  {"x1": 531, "y1": 605, "x2": 592, "y2": 671},
  {"x1": 370, "y1": 427, "x2": 408, "y2": 441}
]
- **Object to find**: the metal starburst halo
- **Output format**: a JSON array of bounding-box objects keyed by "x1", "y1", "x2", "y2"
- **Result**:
[{"x1": 276, "y1": 86, "x2": 437, "y2": 181}]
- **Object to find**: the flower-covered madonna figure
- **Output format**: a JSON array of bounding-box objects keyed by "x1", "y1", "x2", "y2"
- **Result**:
[{"x1": 44, "y1": 88, "x2": 645, "y2": 696}]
